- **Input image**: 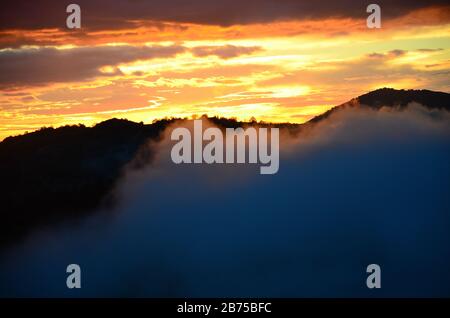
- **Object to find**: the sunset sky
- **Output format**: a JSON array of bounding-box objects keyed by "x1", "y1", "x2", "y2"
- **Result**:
[{"x1": 1, "y1": 0, "x2": 449, "y2": 140}]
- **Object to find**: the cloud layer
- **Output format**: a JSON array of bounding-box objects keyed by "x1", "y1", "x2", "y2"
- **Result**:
[
  {"x1": 1, "y1": 0, "x2": 448, "y2": 30},
  {"x1": 0, "y1": 104, "x2": 449, "y2": 297},
  {"x1": 0, "y1": 44, "x2": 266, "y2": 88},
  {"x1": 0, "y1": 45, "x2": 184, "y2": 88}
]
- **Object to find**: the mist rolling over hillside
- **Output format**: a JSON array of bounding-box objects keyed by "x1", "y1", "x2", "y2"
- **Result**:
[
  {"x1": 2, "y1": 0, "x2": 450, "y2": 305},
  {"x1": 1, "y1": 88, "x2": 448, "y2": 247},
  {"x1": 0, "y1": 89, "x2": 449, "y2": 297}
]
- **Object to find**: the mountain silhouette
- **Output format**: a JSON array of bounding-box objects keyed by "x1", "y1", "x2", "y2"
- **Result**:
[
  {"x1": 0, "y1": 88, "x2": 449, "y2": 249},
  {"x1": 309, "y1": 88, "x2": 450, "y2": 123},
  {"x1": 0, "y1": 118, "x2": 174, "y2": 248}
]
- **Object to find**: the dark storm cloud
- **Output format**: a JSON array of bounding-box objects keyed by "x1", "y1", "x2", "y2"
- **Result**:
[
  {"x1": 0, "y1": 0, "x2": 448, "y2": 30},
  {"x1": 418, "y1": 48, "x2": 444, "y2": 52},
  {"x1": 0, "y1": 105, "x2": 449, "y2": 297},
  {"x1": 367, "y1": 48, "x2": 442, "y2": 60},
  {"x1": 0, "y1": 44, "x2": 265, "y2": 88},
  {"x1": 0, "y1": 45, "x2": 185, "y2": 88},
  {"x1": 191, "y1": 45, "x2": 262, "y2": 59},
  {"x1": 388, "y1": 49, "x2": 407, "y2": 57}
]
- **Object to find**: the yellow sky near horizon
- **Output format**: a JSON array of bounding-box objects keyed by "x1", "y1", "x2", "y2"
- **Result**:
[{"x1": 1, "y1": 6, "x2": 450, "y2": 140}]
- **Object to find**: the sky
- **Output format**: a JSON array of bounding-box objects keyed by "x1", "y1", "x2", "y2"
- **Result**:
[{"x1": 0, "y1": 0, "x2": 449, "y2": 140}]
